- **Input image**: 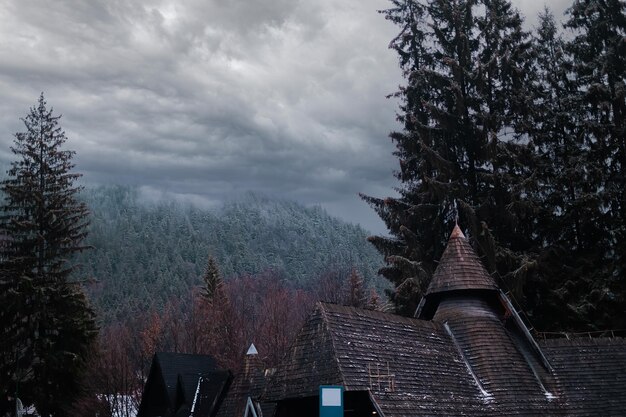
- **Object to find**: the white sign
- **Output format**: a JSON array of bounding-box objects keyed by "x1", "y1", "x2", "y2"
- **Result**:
[{"x1": 321, "y1": 387, "x2": 342, "y2": 407}]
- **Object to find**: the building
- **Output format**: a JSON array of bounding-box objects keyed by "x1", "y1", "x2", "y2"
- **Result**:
[
  {"x1": 262, "y1": 225, "x2": 626, "y2": 416},
  {"x1": 217, "y1": 344, "x2": 275, "y2": 417},
  {"x1": 137, "y1": 352, "x2": 232, "y2": 417}
]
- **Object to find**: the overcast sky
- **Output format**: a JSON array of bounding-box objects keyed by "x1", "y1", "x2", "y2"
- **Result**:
[{"x1": 0, "y1": 0, "x2": 570, "y2": 234}]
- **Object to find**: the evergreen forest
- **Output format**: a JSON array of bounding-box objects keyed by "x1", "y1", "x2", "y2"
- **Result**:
[
  {"x1": 0, "y1": 0, "x2": 625, "y2": 415},
  {"x1": 363, "y1": 0, "x2": 626, "y2": 333},
  {"x1": 77, "y1": 186, "x2": 384, "y2": 323}
]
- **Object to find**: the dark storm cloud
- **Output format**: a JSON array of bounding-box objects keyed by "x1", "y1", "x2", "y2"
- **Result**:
[{"x1": 0, "y1": 0, "x2": 573, "y2": 234}]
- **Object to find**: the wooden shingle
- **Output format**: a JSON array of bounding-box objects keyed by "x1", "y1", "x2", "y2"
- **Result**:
[
  {"x1": 426, "y1": 225, "x2": 498, "y2": 295},
  {"x1": 263, "y1": 225, "x2": 626, "y2": 416},
  {"x1": 265, "y1": 303, "x2": 626, "y2": 416}
]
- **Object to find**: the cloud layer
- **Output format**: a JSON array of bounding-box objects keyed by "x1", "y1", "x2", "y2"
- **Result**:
[{"x1": 0, "y1": 0, "x2": 571, "y2": 234}]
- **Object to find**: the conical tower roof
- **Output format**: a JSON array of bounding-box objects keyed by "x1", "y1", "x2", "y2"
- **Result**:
[{"x1": 426, "y1": 225, "x2": 498, "y2": 295}]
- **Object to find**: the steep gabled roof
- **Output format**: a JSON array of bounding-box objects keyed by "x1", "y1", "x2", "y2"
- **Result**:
[
  {"x1": 217, "y1": 345, "x2": 270, "y2": 417},
  {"x1": 426, "y1": 225, "x2": 498, "y2": 296},
  {"x1": 264, "y1": 303, "x2": 488, "y2": 414},
  {"x1": 264, "y1": 303, "x2": 626, "y2": 416},
  {"x1": 138, "y1": 352, "x2": 225, "y2": 417},
  {"x1": 541, "y1": 337, "x2": 626, "y2": 415},
  {"x1": 156, "y1": 352, "x2": 218, "y2": 405},
  {"x1": 264, "y1": 225, "x2": 626, "y2": 416},
  {"x1": 187, "y1": 371, "x2": 232, "y2": 417},
  {"x1": 263, "y1": 305, "x2": 344, "y2": 400}
]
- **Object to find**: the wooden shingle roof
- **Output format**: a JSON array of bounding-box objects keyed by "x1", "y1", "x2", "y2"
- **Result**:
[
  {"x1": 264, "y1": 225, "x2": 626, "y2": 416},
  {"x1": 541, "y1": 337, "x2": 626, "y2": 416},
  {"x1": 264, "y1": 303, "x2": 626, "y2": 416},
  {"x1": 426, "y1": 225, "x2": 498, "y2": 295},
  {"x1": 263, "y1": 305, "x2": 344, "y2": 401},
  {"x1": 265, "y1": 303, "x2": 488, "y2": 414},
  {"x1": 217, "y1": 348, "x2": 269, "y2": 417}
]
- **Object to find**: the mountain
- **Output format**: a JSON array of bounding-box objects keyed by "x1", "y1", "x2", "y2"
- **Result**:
[{"x1": 77, "y1": 186, "x2": 385, "y2": 322}]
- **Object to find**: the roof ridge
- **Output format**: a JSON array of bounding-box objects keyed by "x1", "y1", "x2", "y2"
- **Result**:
[
  {"x1": 540, "y1": 336, "x2": 626, "y2": 347},
  {"x1": 319, "y1": 303, "x2": 350, "y2": 389},
  {"x1": 319, "y1": 301, "x2": 410, "y2": 318},
  {"x1": 319, "y1": 302, "x2": 444, "y2": 329}
]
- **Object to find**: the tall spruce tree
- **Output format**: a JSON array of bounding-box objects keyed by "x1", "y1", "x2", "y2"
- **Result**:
[
  {"x1": 0, "y1": 94, "x2": 97, "y2": 416},
  {"x1": 560, "y1": 0, "x2": 626, "y2": 329},
  {"x1": 362, "y1": 0, "x2": 537, "y2": 315},
  {"x1": 201, "y1": 254, "x2": 224, "y2": 301},
  {"x1": 506, "y1": 9, "x2": 603, "y2": 331},
  {"x1": 529, "y1": 9, "x2": 584, "y2": 247},
  {"x1": 344, "y1": 268, "x2": 367, "y2": 308}
]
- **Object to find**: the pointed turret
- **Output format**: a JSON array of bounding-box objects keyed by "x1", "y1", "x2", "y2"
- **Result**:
[
  {"x1": 217, "y1": 343, "x2": 269, "y2": 417},
  {"x1": 426, "y1": 225, "x2": 498, "y2": 296},
  {"x1": 243, "y1": 343, "x2": 261, "y2": 377},
  {"x1": 416, "y1": 225, "x2": 556, "y2": 402},
  {"x1": 417, "y1": 225, "x2": 498, "y2": 319}
]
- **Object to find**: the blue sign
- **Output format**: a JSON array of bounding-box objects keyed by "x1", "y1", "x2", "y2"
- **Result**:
[{"x1": 319, "y1": 385, "x2": 343, "y2": 417}]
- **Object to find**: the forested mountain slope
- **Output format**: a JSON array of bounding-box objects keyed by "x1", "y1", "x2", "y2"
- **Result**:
[{"x1": 77, "y1": 186, "x2": 383, "y2": 322}]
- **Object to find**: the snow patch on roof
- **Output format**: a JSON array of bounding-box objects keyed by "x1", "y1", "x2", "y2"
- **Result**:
[{"x1": 190, "y1": 376, "x2": 203, "y2": 415}]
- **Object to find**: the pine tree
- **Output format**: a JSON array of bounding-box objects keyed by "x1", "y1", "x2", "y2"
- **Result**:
[
  {"x1": 362, "y1": 0, "x2": 537, "y2": 315},
  {"x1": 365, "y1": 289, "x2": 386, "y2": 311},
  {"x1": 0, "y1": 94, "x2": 97, "y2": 416},
  {"x1": 559, "y1": 0, "x2": 626, "y2": 329},
  {"x1": 201, "y1": 254, "x2": 223, "y2": 301},
  {"x1": 565, "y1": 0, "x2": 626, "y2": 242},
  {"x1": 343, "y1": 268, "x2": 367, "y2": 308},
  {"x1": 198, "y1": 253, "x2": 239, "y2": 367},
  {"x1": 500, "y1": 8, "x2": 607, "y2": 331}
]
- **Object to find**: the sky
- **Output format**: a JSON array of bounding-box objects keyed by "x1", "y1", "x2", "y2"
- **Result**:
[{"x1": 0, "y1": 0, "x2": 570, "y2": 235}]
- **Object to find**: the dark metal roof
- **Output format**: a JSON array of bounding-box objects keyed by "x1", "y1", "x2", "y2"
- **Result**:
[
  {"x1": 426, "y1": 225, "x2": 498, "y2": 296},
  {"x1": 156, "y1": 352, "x2": 218, "y2": 406},
  {"x1": 264, "y1": 303, "x2": 626, "y2": 416},
  {"x1": 138, "y1": 352, "x2": 227, "y2": 417},
  {"x1": 187, "y1": 371, "x2": 232, "y2": 417}
]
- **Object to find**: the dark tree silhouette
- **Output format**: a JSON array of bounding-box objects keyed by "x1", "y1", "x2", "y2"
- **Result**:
[
  {"x1": 362, "y1": 0, "x2": 536, "y2": 315},
  {"x1": 201, "y1": 254, "x2": 224, "y2": 301},
  {"x1": 0, "y1": 94, "x2": 97, "y2": 416}
]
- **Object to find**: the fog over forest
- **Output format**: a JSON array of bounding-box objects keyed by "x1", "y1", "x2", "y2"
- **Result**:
[
  {"x1": 1, "y1": 0, "x2": 624, "y2": 415},
  {"x1": 78, "y1": 185, "x2": 385, "y2": 323},
  {"x1": 0, "y1": 0, "x2": 571, "y2": 234}
]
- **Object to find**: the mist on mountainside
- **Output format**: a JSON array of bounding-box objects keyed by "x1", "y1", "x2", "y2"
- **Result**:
[{"x1": 77, "y1": 185, "x2": 386, "y2": 323}]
